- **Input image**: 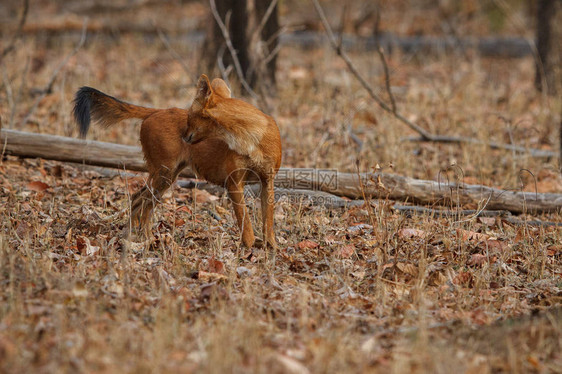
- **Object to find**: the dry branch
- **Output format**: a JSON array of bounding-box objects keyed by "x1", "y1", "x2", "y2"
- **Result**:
[
  {"x1": 156, "y1": 28, "x2": 192, "y2": 77},
  {"x1": 310, "y1": 0, "x2": 557, "y2": 159},
  {"x1": 2, "y1": 129, "x2": 561, "y2": 214},
  {"x1": 392, "y1": 204, "x2": 561, "y2": 227},
  {"x1": 209, "y1": 0, "x2": 259, "y2": 102},
  {"x1": 403, "y1": 135, "x2": 557, "y2": 159},
  {"x1": 311, "y1": 0, "x2": 432, "y2": 139}
]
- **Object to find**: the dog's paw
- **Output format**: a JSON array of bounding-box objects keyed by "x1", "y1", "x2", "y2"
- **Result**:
[{"x1": 253, "y1": 237, "x2": 264, "y2": 248}]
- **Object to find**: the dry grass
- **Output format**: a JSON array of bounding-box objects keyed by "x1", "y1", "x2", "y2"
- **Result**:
[{"x1": 1, "y1": 1, "x2": 561, "y2": 373}]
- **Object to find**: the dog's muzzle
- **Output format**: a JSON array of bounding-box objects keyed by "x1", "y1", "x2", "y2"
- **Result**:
[{"x1": 183, "y1": 133, "x2": 194, "y2": 144}]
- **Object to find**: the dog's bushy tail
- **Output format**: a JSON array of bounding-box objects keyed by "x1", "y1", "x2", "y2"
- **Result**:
[{"x1": 73, "y1": 87, "x2": 157, "y2": 138}]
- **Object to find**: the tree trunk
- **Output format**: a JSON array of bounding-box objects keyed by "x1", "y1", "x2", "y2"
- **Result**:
[
  {"x1": 200, "y1": 0, "x2": 250, "y2": 85},
  {"x1": 251, "y1": 0, "x2": 279, "y2": 90},
  {"x1": 199, "y1": 0, "x2": 279, "y2": 92},
  {"x1": 534, "y1": 0, "x2": 556, "y2": 94}
]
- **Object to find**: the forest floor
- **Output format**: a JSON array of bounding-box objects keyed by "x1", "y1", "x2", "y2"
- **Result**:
[{"x1": 1, "y1": 1, "x2": 561, "y2": 373}]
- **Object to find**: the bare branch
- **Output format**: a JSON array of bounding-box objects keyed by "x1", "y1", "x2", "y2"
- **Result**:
[
  {"x1": 216, "y1": 44, "x2": 232, "y2": 86},
  {"x1": 250, "y1": 0, "x2": 278, "y2": 45},
  {"x1": 261, "y1": 43, "x2": 281, "y2": 67},
  {"x1": 311, "y1": 0, "x2": 434, "y2": 139},
  {"x1": 376, "y1": 46, "x2": 396, "y2": 113},
  {"x1": 312, "y1": 0, "x2": 557, "y2": 159},
  {"x1": 209, "y1": 0, "x2": 259, "y2": 101}
]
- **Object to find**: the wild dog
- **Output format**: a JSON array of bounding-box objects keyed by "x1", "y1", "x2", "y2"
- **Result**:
[
  {"x1": 185, "y1": 74, "x2": 282, "y2": 249},
  {"x1": 73, "y1": 75, "x2": 282, "y2": 249}
]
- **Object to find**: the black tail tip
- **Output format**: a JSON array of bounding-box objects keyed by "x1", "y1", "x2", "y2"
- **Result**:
[{"x1": 73, "y1": 86, "x2": 95, "y2": 138}]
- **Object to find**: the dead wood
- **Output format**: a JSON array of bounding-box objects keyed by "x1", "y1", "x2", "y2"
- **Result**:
[
  {"x1": 1, "y1": 129, "x2": 153, "y2": 174},
  {"x1": 2, "y1": 129, "x2": 561, "y2": 214},
  {"x1": 403, "y1": 135, "x2": 557, "y2": 159},
  {"x1": 287, "y1": 169, "x2": 562, "y2": 214},
  {"x1": 392, "y1": 204, "x2": 561, "y2": 227}
]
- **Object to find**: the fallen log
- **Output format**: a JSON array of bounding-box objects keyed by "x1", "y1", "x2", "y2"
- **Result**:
[
  {"x1": 2, "y1": 129, "x2": 561, "y2": 214},
  {"x1": 286, "y1": 169, "x2": 562, "y2": 214},
  {"x1": 1, "y1": 128, "x2": 150, "y2": 173},
  {"x1": 0, "y1": 128, "x2": 196, "y2": 178}
]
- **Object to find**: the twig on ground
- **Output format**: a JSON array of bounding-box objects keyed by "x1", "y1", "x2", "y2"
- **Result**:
[
  {"x1": 393, "y1": 204, "x2": 561, "y2": 227},
  {"x1": 503, "y1": 217, "x2": 562, "y2": 227},
  {"x1": 22, "y1": 20, "x2": 88, "y2": 127},
  {"x1": 392, "y1": 204, "x2": 512, "y2": 218},
  {"x1": 402, "y1": 135, "x2": 557, "y2": 158}
]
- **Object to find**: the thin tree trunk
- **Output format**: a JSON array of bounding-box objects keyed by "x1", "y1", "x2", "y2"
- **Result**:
[
  {"x1": 535, "y1": 0, "x2": 556, "y2": 94},
  {"x1": 200, "y1": 0, "x2": 250, "y2": 84},
  {"x1": 253, "y1": 0, "x2": 279, "y2": 89}
]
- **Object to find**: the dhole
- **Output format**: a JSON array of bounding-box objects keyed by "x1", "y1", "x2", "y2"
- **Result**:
[{"x1": 73, "y1": 74, "x2": 282, "y2": 249}]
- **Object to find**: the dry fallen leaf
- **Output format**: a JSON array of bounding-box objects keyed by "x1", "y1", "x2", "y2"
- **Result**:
[
  {"x1": 208, "y1": 256, "x2": 225, "y2": 274},
  {"x1": 193, "y1": 189, "x2": 218, "y2": 204},
  {"x1": 274, "y1": 354, "x2": 310, "y2": 374},
  {"x1": 457, "y1": 229, "x2": 506, "y2": 251},
  {"x1": 467, "y1": 253, "x2": 487, "y2": 267},
  {"x1": 198, "y1": 271, "x2": 227, "y2": 282},
  {"x1": 76, "y1": 236, "x2": 100, "y2": 256},
  {"x1": 453, "y1": 270, "x2": 473, "y2": 286},
  {"x1": 396, "y1": 262, "x2": 418, "y2": 276},
  {"x1": 26, "y1": 180, "x2": 49, "y2": 192},
  {"x1": 478, "y1": 217, "x2": 496, "y2": 227},
  {"x1": 456, "y1": 229, "x2": 491, "y2": 242},
  {"x1": 546, "y1": 245, "x2": 560, "y2": 257},
  {"x1": 337, "y1": 244, "x2": 355, "y2": 259},
  {"x1": 399, "y1": 228, "x2": 428, "y2": 239},
  {"x1": 297, "y1": 240, "x2": 319, "y2": 250}
]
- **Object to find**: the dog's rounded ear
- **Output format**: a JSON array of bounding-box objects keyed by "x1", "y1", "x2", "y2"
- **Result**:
[
  {"x1": 211, "y1": 78, "x2": 231, "y2": 98},
  {"x1": 192, "y1": 74, "x2": 212, "y2": 110}
]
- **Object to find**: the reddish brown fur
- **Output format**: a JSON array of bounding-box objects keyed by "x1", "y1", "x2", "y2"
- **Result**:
[
  {"x1": 185, "y1": 75, "x2": 282, "y2": 248},
  {"x1": 73, "y1": 76, "x2": 282, "y2": 248}
]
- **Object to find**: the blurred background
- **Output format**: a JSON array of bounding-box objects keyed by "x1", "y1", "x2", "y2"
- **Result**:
[{"x1": 1, "y1": 0, "x2": 561, "y2": 189}]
